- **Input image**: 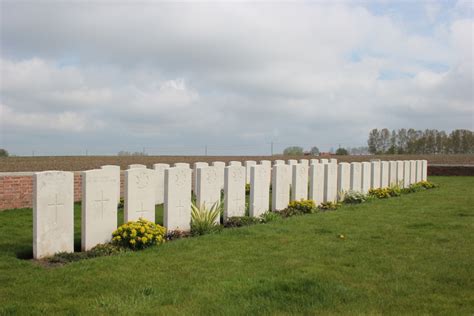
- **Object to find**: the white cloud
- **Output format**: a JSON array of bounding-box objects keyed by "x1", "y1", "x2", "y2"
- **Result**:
[{"x1": 0, "y1": 2, "x2": 472, "y2": 155}]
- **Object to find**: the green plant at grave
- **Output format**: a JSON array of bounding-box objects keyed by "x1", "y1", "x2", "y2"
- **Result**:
[
  {"x1": 48, "y1": 244, "x2": 129, "y2": 264},
  {"x1": 342, "y1": 190, "x2": 370, "y2": 204},
  {"x1": 259, "y1": 211, "x2": 281, "y2": 223},
  {"x1": 369, "y1": 183, "x2": 402, "y2": 199},
  {"x1": 368, "y1": 188, "x2": 392, "y2": 199},
  {"x1": 318, "y1": 201, "x2": 342, "y2": 211},
  {"x1": 402, "y1": 181, "x2": 438, "y2": 193},
  {"x1": 112, "y1": 218, "x2": 166, "y2": 250},
  {"x1": 224, "y1": 216, "x2": 261, "y2": 228},
  {"x1": 191, "y1": 201, "x2": 223, "y2": 236},
  {"x1": 280, "y1": 200, "x2": 317, "y2": 217}
]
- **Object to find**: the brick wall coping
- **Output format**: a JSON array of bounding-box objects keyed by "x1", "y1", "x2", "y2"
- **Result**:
[
  {"x1": 0, "y1": 164, "x2": 472, "y2": 178},
  {"x1": 0, "y1": 170, "x2": 126, "y2": 177}
]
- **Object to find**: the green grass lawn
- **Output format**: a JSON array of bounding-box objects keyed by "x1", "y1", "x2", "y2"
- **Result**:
[{"x1": 1, "y1": 176, "x2": 473, "y2": 315}]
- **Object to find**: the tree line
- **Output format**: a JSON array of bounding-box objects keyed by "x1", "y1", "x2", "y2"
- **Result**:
[{"x1": 367, "y1": 128, "x2": 473, "y2": 154}]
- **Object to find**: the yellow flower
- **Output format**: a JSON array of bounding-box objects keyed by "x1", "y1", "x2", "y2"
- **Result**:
[
  {"x1": 140, "y1": 227, "x2": 145, "y2": 234},
  {"x1": 142, "y1": 237, "x2": 148, "y2": 244},
  {"x1": 129, "y1": 239, "x2": 136, "y2": 245}
]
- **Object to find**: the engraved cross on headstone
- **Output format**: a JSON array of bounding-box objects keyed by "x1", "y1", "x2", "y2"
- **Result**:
[
  {"x1": 94, "y1": 190, "x2": 110, "y2": 220},
  {"x1": 47, "y1": 193, "x2": 64, "y2": 225}
]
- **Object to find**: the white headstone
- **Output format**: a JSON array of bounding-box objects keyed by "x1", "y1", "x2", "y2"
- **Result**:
[
  {"x1": 320, "y1": 158, "x2": 329, "y2": 164},
  {"x1": 299, "y1": 159, "x2": 309, "y2": 166},
  {"x1": 396, "y1": 161, "x2": 404, "y2": 187},
  {"x1": 128, "y1": 164, "x2": 146, "y2": 169},
  {"x1": 361, "y1": 162, "x2": 371, "y2": 193},
  {"x1": 371, "y1": 161, "x2": 381, "y2": 189},
  {"x1": 337, "y1": 163, "x2": 351, "y2": 200},
  {"x1": 33, "y1": 171, "x2": 74, "y2": 259},
  {"x1": 287, "y1": 160, "x2": 298, "y2": 187},
  {"x1": 101, "y1": 165, "x2": 121, "y2": 202},
  {"x1": 421, "y1": 160, "x2": 428, "y2": 181},
  {"x1": 194, "y1": 162, "x2": 209, "y2": 169},
  {"x1": 212, "y1": 161, "x2": 226, "y2": 190},
  {"x1": 124, "y1": 168, "x2": 156, "y2": 222},
  {"x1": 164, "y1": 167, "x2": 192, "y2": 231},
  {"x1": 174, "y1": 163, "x2": 190, "y2": 168},
  {"x1": 81, "y1": 168, "x2": 118, "y2": 251},
  {"x1": 380, "y1": 161, "x2": 389, "y2": 188},
  {"x1": 273, "y1": 160, "x2": 285, "y2": 165},
  {"x1": 291, "y1": 164, "x2": 308, "y2": 201},
  {"x1": 249, "y1": 165, "x2": 270, "y2": 217},
  {"x1": 329, "y1": 158, "x2": 338, "y2": 164},
  {"x1": 410, "y1": 160, "x2": 417, "y2": 184},
  {"x1": 196, "y1": 166, "x2": 221, "y2": 224},
  {"x1": 245, "y1": 161, "x2": 257, "y2": 184},
  {"x1": 309, "y1": 163, "x2": 325, "y2": 204},
  {"x1": 416, "y1": 160, "x2": 423, "y2": 182},
  {"x1": 350, "y1": 162, "x2": 362, "y2": 192},
  {"x1": 153, "y1": 163, "x2": 169, "y2": 204},
  {"x1": 388, "y1": 161, "x2": 397, "y2": 186},
  {"x1": 224, "y1": 165, "x2": 246, "y2": 218},
  {"x1": 404, "y1": 160, "x2": 411, "y2": 187},
  {"x1": 193, "y1": 162, "x2": 209, "y2": 195},
  {"x1": 324, "y1": 163, "x2": 338, "y2": 202},
  {"x1": 228, "y1": 161, "x2": 242, "y2": 166},
  {"x1": 272, "y1": 164, "x2": 291, "y2": 211},
  {"x1": 260, "y1": 160, "x2": 272, "y2": 185},
  {"x1": 310, "y1": 159, "x2": 319, "y2": 165}
]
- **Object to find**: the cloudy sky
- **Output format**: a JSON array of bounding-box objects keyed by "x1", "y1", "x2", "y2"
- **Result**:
[{"x1": 1, "y1": 0, "x2": 473, "y2": 156}]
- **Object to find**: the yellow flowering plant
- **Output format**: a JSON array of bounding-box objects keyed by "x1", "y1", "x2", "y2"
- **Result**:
[{"x1": 112, "y1": 218, "x2": 166, "y2": 250}]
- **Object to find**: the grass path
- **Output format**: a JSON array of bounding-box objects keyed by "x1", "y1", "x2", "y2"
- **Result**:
[{"x1": 0, "y1": 176, "x2": 473, "y2": 314}]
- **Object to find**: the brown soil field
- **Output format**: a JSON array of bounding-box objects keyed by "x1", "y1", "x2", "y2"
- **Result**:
[{"x1": 0, "y1": 154, "x2": 473, "y2": 172}]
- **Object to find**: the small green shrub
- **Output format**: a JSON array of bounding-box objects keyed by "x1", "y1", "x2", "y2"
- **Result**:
[
  {"x1": 342, "y1": 190, "x2": 369, "y2": 204},
  {"x1": 112, "y1": 218, "x2": 166, "y2": 249},
  {"x1": 47, "y1": 244, "x2": 129, "y2": 264},
  {"x1": 245, "y1": 183, "x2": 251, "y2": 195},
  {"x1": 419, "y1": 180, "x2": 437, "y2": 189},
  {"x1": 224, "y1": 216, "x2": 260, "y2": 228},
  {"x1": 369, "y1": 184, "x2": 402, "y2": 199},
  {"x1": 260, "y1": 211, "x2": 281, "y2": 223},
  {"x1": 191, "y1": 201, "x2": 223, "y2": 236},
  {"x1": 318, "y1": 201, "x2": 341, "y2": 211},
  {"x1": 402, "y1": 181, "x2": 438, "y2": 193},
  {"x1": 280, "y1": 200, "x2": 317, "y2": 217}
]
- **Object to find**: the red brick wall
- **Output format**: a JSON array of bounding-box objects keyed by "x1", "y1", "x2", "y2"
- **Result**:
[
  {"x1": 0, "y1": 172, "x2": 125, "y2": 211},
  {"x1": 0, "y1": 165, "x2": 471, "y2": 211},
  {"x1": 0, "y1": 175, "x2": 34, "y2": 210}
]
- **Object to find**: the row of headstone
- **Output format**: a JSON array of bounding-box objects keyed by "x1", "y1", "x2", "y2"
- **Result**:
[{"x1": 32, "y1": 159, "x2": 427, "y2": 258}]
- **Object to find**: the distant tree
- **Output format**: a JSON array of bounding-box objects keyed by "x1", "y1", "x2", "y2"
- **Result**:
[
  {"x1": 0, "y1": 148, "x2": 9, "y2": 157},
  {"x1": 367, "y1": 128, "x2": 473, "y2": 154},
  {"x1": 309, "y1": 146, "x2": 320, "y2": 156},
  {"x1": 335, "y1": 148, "x2": 349, "y2": 155},
  {"x1": 368, "y1": 129, "x2": 379, "y2": 154},
  {"x1": 283, "y1": 146, "x2": 304, "y2": 156}
]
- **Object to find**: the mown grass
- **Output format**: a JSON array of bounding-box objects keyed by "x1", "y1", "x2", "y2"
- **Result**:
[{"x1": 0, "y1": 176, "x2": 473, "y2": 315}]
